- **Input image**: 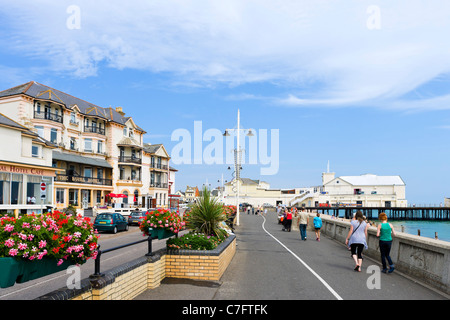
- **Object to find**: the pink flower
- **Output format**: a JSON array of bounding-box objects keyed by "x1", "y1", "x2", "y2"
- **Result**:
[
  {"x1": 22, "y1": 222, "x2": 30, "y2": 228},
  {"x1": 18, "y1": 243, "x2": 28, "y2": 250},
  {"x1": 4, "y1": 224, "x2": 14, "y2": 232},
  {"x1": 38, "y1": 240, "x2": 47, "y2": 248},
  {"x1": 27, "y1": 234, "x2": 35, "y2": 241},
  {"x1": 8, "y1": 249, "x2": 18, "y2": 257},
  {"x1": 57, "y1": 259, "x2": 64, "y2": 266},
  {"x1": 5, "y1": 239, "x2": 15, "y2": 247}
]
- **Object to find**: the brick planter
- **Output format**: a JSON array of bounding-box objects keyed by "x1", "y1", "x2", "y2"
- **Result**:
[
  {"x1": 37, "y1": 234, "x2": 236, "y2": 300},
  {"x1": 166, "y1": 234, "x2": 236, "y2": 281}
]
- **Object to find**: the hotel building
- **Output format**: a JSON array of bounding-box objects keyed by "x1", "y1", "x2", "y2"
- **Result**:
[
  {"x1": 0, "y1": 81, "x2": 172, "y2": 215},
  {"x1": 0, "y1": 112, "x2": 62, "y2": 215}
]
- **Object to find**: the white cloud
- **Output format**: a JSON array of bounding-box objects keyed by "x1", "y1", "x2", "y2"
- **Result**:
[{"x1": 1, "y1": 1, "x2": 450, "y2": 110}]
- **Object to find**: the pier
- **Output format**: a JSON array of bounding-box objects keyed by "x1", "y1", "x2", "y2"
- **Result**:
[{"x1": 301, "y1": 206, "x2": 450, "y2": 221}]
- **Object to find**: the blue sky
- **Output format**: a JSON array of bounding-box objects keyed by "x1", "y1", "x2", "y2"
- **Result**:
[{"x1": 1, "y1": 1, "x2": 450, "y2": 204}]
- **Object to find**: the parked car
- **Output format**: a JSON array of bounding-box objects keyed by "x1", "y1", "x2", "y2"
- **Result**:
[
  {"x1": 127, "y1": 211, "x2": 147, "y2": 226},
  {"x1": 94, "y1": 213, "x2": 129, "y2": 234}
]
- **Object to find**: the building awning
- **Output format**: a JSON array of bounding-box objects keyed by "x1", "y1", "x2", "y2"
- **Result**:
[{"x1": 52, "y1": 151, "x2": 113, "y2": 168}]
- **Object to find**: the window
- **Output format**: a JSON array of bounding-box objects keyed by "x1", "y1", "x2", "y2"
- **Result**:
[
  {"x1": 56, "y1": 188, "x2": 65, "y2": 204},
  {"x1": 50, "y1": 128, "x2": 57, "y2": 144},
  {"x1": 129, "y1": 128, "x2": 134, "y2": 138},
  {"x1": 123, "y1": 127, "x2": 127, "y2": 136},
  {"x1": 84, "y1": 167, "x2": 92, "y2": 178},
  {"x1": 32, "y1": 145, "x2": 39, "y2": 158},
  {"x1": 97, "y1": 140, "x2": 103, "y2": 154},
  {"x1": 35, "y1": 126, "x2": 44, "y2": 138},
  {"x1": 70, "y1": 138, "x2": 76, "y2": 150},
  {"x1": 84, "y1": 138, "x2": 92, "y2": 152},
  {"x1": 97, "y1": 168, "x2": 103, "y2": 180},
  {"x1": 70, "y1": 112, "x2": 76, "y2": 123}
]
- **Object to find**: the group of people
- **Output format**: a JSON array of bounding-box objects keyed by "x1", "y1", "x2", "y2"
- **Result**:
[
  {"x1": 277, "y1": 206, "x2": 396, "y2": 273},
  {"x1": 278, "y1": 206, "x2": 323, "y2": 241},
  {"x1": 345, "y1": 210, "x2": 396, "y2": 273},
  {"x1": 246, "y1": 205, "x2": 267, "y2": 215}
]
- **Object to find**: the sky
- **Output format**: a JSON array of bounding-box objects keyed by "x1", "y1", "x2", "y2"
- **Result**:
[{"x1": 0, "y1": 1, "x2": 450, "y2": 204}]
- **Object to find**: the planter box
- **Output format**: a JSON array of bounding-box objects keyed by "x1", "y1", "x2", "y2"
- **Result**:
[
  {"x1": 0, "y1": 257, "x2": 72, "y2": 288},
  {"x1": 149, "y1": 228, "x2": 175, "y2": 240}
]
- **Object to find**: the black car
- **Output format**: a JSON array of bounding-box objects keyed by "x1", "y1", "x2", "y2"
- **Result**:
[{"x1": 128, "y1": 211, "x2": 147, "y2": 226}]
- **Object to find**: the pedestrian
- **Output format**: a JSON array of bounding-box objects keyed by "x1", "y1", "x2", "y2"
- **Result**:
[
  {"x1": 376, "y1": 212, "x2": 396, "y2": 273},
  {"x1": 345, "y1": 211, "x2": 369, "y2": 272},
  {"x1": 313, "y1": 213, "x2": 322, "y2": 241},
  {"x1": 285, "y1": 208, "x2": 293, "y2": 232},
  {"x1": 298, "y1": 209, "x2": 309, "y2": 240}
]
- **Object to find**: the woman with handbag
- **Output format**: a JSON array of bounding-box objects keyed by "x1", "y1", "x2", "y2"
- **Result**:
[{"x1": 345, "y1": 211, "x2": 369, "y2": 272}]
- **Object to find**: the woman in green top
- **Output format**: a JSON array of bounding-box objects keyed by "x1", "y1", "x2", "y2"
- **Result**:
[{"x1": 376, "y1": 212, "x2": 396, "y2": 273}]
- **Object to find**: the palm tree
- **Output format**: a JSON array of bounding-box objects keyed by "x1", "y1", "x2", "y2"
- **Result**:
[{"x1": 186, "y1": 186, "x2": 227, "y2": 237}]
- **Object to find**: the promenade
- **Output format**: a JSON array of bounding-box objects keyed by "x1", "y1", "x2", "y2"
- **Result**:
[{"x1": 135, "y1": 210, "x2": 448, "y2": 301}]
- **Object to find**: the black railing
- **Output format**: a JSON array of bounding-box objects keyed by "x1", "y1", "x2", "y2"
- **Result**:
[
  {"x1": 90, "y1": 233, "x2": 177, "y2": 277},
  {"x1": 56, "y1": 174, "x2": 113, "y2": 186},
  {"x1": 84, "y1": 125, "x2": 105, "y2": 135},
  {"x1": 119, "y1": 155, "x2": 142, "y2": 164},
  {"x1": 150, "y1": 163, "x2": 168, "y2": 170},
  {"x1": 34, "y1": 111, "x2": 63, "y2": 123}
]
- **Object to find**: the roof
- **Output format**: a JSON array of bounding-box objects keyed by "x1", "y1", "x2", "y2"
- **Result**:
[
  {"x1": 336, "y1": 174, "x2": 405, "y2": 186},
  {"x1": 52, "y1": 151, "x2": 113, "y2": 168},
  {"x1": 0, "y1": 81, "x2": 146, "y2": 132},
  {"x1": 0, "y1": 113, "x2": 57, "y2": 148}
]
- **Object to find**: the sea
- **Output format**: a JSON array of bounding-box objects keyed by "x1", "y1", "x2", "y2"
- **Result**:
[{"x1": 330, "y1": 210, "x2": 450, "y2": 243}]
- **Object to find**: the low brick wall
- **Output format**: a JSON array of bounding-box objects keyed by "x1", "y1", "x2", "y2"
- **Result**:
[
  {"x1": 36, "y1": 234, "x2": 236, "y2": 300},
  {"x1": 166, "y1": 234, "x2": 236, "y2": 281},
  {"x1": 314, "y1": 213, "x2": 450, "y2": 295}
]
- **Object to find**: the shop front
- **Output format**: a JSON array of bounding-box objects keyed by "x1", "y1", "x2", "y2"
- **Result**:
[{"x1": 0, "y1": 161, "x2": 60, "y2": 215}]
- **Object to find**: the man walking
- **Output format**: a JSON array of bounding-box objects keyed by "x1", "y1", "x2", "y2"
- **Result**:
[{"x1": 298, "y1": 209, "x2": 309, "y2": 241}]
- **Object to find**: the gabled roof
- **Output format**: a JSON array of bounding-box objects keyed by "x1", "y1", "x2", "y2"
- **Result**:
[
  {"x1": 0, "y1": 113, "x2": 57, "y2": 148},
  {"x1": 332, "y1": 174, "x2": 405, "y2": 186},
  {"x1": 0, "y1": 81, "x2": 146, "y2": 132}
]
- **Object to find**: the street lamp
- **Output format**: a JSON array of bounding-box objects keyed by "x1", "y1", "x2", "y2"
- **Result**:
[{"x1": 223, "y1": 109, "x2": 254, "y2": 226}]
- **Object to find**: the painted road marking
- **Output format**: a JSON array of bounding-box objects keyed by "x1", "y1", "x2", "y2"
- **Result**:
[{"x1": 261, "y1": 214, "x2": 344, "y2": 300}]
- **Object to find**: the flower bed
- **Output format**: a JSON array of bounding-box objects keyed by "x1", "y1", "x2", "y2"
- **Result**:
[
  {"x1": 166, "y1": 230, "x2": 228, "y2": 251},
  {"x1": 0, "y1": 211, "x2": 99, "y2": 287},
  {"x1": 139, "y1": 209, "x2": 185, "y2": 239},
  {"x1": 0, "y1": 211, "x2": 98, "y2": 265}
]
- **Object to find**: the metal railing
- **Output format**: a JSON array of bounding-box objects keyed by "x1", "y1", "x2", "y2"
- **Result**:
[
  {"x1": 119, "y1": 155, "x2": 142, "y2": 164},
  {"x1": 84, "y1": 125, "x2": 105, "y2": 135},
  {"x1": 91, "y1": 232, "x2": 177, "y2": 277},
  {"x1": 34, "y1": 111, "x2": 63, "y2": 123},
  {"x1": 56, "y1": 174, "x2": 113, "y2": 186}
]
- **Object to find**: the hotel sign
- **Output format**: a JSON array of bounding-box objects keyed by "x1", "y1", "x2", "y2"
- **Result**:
[{"x1": 0, "y1": 164, "x2": 56, "y2": 177}]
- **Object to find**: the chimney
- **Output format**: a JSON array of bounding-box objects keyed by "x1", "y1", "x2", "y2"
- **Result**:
[{"x1": 115, "y1": 107, "x2": 125, "y2": 116}]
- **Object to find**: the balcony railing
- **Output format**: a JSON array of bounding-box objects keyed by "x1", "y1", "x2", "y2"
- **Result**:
[
  {"x1": 150, "y1": 182, "x2": 168, "y2": 189},
  {"x1": 56, "y1": 174, "x2": 112, "y2": 186},
  {"x1": 84, "y1": 125, "x2": 105, "y2": 135},
  {"x1": 119, "y1": 155, "x2": 142, "y2": 164},
  {"x1": 34, "y1": 111, "x2": 63, "y2": 123},
  {"x1": 150, "y1": 163, "x2": 168, "y2": 170}
]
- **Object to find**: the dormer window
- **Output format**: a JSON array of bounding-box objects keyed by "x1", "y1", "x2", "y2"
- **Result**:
[
  {"x1": 129, "y1": 128, "x2": 134, "y2": 138},
  {"x1": 123, "y1": 127, "x2": 127, "y2": 136}
]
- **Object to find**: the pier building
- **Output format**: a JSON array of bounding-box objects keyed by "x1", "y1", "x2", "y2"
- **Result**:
[{"x1": 290, "y1": 172, "x2": 407, "y2": 208}]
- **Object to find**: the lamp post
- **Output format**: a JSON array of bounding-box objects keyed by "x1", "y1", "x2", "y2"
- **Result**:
[{"x1": 223, "y1": 109, "x2": 254, "y2": 226}]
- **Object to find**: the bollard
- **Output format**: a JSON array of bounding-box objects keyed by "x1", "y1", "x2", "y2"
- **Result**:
[
  {"x1": 146, "y1": 236, "x2": 154, "y2": 256},
  {"x1": 93, "y1": 245, "x2": 103, "y2": 277},
  {"x1": 435, "y1": 232, "x2": 438, "y2": 240},
  {"x1": 418, "y1": 229, "x2": 421, "y2": 236}
]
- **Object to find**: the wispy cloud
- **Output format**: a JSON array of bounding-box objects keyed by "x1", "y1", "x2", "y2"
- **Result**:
[{"x1": 1, "y1": 1, "x2": 450, "y2": 110}]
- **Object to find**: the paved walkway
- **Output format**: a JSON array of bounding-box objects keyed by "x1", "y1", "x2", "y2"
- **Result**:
[{"x1": 134, "y1": 211, "x2": 448, "y2": 300}]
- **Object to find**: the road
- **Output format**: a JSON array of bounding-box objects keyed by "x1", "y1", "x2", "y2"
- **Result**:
[{"x1": 0, "y1": 225, "x2": 168, "y2": 300}]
